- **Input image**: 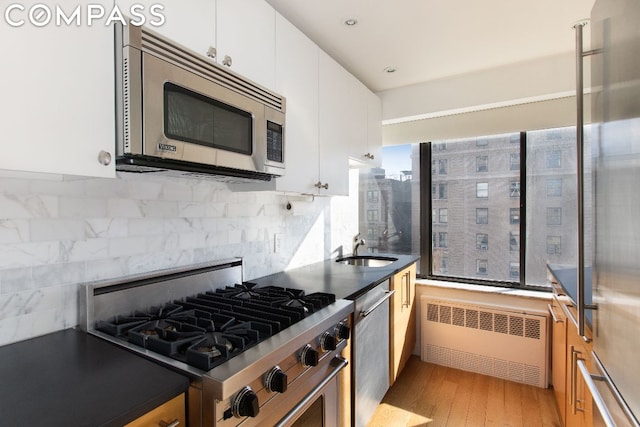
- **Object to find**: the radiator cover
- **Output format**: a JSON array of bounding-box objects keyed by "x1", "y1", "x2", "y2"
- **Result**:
[{"x1": 420, "y1": 296, "x2": 548, "y2": 388}]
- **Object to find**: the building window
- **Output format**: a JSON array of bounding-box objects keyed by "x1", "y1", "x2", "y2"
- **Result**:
[
  {"x1": 546, "y1": 150, "x2": 562, "y2": 168},
  {"x1": 436, "y1": 142, "x2": 447, "y2": 151},
  {"x1": 367, "y1": 228, "x2": 376, "y2": 239},
  {"x1": 431, "y1": 160, "x2": 436, "y2": 175},
  {"x1": 547, "y1": 207, "x2": 562, "y2": 226},
  {"x1": 476, "y1": 233, "x2": 488, "y2": 250},
  {"x1": 438, "y1": 232, "x2": 448, "y2": 248},
  {"x1": 546, "y1": 178, "x2": 562, "y2": 197},
  {"x1": 510, "y1": 208, "x2": 520, "y2": 224},
  {"x1": 439, "y1": 208, "x2": 448, "y2": 223},
  {"x1": 510, "y1": 181, "x2": 520, "y2": 197},
  {"x1": 509, "y1": 262, "x2": 520, "y2": 279},
  {"x1": 432, "y1": 232, "x2": 436, "y2": 247},
  {"x1": 476, "y1": 259, "x2": 488, "y2": 275},
  {"x1": 476, "y1": 208, "x2": 489, "y2": 224},
  {"x1": 510, "y1": 153, "x2": 520, "y2": 171},
  {"x1": 440, "y1": 257, "x2": 448, "y2": 273},
  {"x1": 476, "y1": 138, "x2": 488, "y2": 147},
  {"x1": 438, "y1": 159, "x2": 448, "y2": 175},
  {"x1": 476, "y1": 182, "x2": 489, "y2": 198},
  {"x1": 438, "y1": 182, "x2": 448, "y2": 199},
  {"x1": 510, "y1": 232, "x2": 519, "y2": 252},
  {"x1": 476, "y1": 156, "x2": 488, "y2": 172},
  {"x1": 367, "y1": 210, "x2": 379, "y2": 221},
  {"x1": 547, "y1": 236, "x2": 562, "y2": 254},
  {"x1": 366, "y1": 190, "x2": 379, "y2": 203}
]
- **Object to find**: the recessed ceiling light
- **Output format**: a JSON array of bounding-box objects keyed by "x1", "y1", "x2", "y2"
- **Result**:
[
  {"x1": 383, "y1": 66, "x2": 397, "y2": 74},
  {"x1": 344, "y1": 18, "x2": 358, "y2": 26}
]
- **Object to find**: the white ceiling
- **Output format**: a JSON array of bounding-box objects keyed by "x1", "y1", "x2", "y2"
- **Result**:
[{"x1": 265, "y1": 0, "x2": 595, "y2": 93}]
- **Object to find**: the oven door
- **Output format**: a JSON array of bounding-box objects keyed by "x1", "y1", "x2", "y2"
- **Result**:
[
  {"x1": 275, "y1": 357, "x2": 347, "y2": 427},
  {"x1": 141, "y1": 51, "x2": 266, "y2": 173}
]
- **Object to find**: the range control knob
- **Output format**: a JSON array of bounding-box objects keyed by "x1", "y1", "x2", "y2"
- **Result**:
[
  {"x1": 300, "y1": 344, "x2": 319, "y2": 367},
  {"x1": 320, "y1": 331, "x2": 337, "y2": 352},
  {"x1": 265, "y1": 366, "x2": 288, "y2": 393},
  {"x1": 232, "y1": 386, "x2": 260, "y2": 418},
  {"x1": 336, "y1": 322, "x2": 351, "y2": 340}
]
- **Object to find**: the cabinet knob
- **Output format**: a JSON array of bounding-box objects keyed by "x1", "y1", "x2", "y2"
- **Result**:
[
  {"x1": 365, "y1": 152, "x2": 375, "y2": 160},
  {"x1": 206, "y1": 46, "x2": 217, "y2": 60},
  {"x1": 314, "y1": 181, "x2": 329, "y2": 190},
  {"x1": 223, "y1": 55, "x2": 232, "y2": 67},
  {"x1": 98, "y1": 150, "x2": 112, "y2": 166}
]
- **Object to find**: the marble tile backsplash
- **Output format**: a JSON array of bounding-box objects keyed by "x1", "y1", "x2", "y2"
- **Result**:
[{"x1": 0, "y1": 171, "x2": 358, "y2": 346}]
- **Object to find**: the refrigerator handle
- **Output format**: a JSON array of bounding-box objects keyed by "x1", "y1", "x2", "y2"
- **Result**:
[{"x1": 573, "y1": 20, "x2": 600, "y2": 342}]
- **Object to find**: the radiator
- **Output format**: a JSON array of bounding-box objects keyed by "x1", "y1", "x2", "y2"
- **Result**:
[{"x1": 420, "y1": 296, "x2": 548, "y2": 388}]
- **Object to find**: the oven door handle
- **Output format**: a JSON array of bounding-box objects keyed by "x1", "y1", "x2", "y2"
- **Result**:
[
  {"x1": 275, "y1": 356, "x2": 349, "y2": 427},
  {"x1": 360, "y1": 290, "x2": 395, "y2": 318}
]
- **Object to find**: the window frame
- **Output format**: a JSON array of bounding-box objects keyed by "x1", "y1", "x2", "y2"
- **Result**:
[{"x1": 421, "y1": 133, "x2": 529, "y2": 289}]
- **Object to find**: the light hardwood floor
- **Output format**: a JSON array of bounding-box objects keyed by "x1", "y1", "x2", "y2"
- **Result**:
[{"x1": 367, "y1": 356, "x2": 562, "y2": 427}]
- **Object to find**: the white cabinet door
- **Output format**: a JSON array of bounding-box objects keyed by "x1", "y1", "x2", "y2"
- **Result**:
[
  {"x1": 116, "y1": 0, "x2": 216, "y2": 58},
  {"x1": 345, "y1": 76, "x2": 370, "y2": 167},
  {"x1": 273, "y1": 13, "x2": 319, "y2": 194},
  {"x1": 366, "y1": 90, "x2": 383, "y2": 168},
  {"x1": 0, "y1": 14, "x2": 115, "y2": 177},
  {"x1": 318, "y1": 50, "x2": 350, "y2": 196},
  {"x1": 216, "y1": 0, "x2": 276, "y2": 88}
]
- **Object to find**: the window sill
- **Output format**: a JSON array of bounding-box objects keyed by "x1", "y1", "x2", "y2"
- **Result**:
[{"x1": 416, "y1": 278, "x2": 553, "y2": 302}]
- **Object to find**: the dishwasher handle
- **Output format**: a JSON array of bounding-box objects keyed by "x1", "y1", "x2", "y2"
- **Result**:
[{"x1": 360, "y1": 290, "x2": 395, "y2": 318}]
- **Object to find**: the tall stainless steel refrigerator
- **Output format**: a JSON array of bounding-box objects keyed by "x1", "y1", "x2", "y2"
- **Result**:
[{"x1": 588, "y1": 0, "x2": 640, "y2": 425}]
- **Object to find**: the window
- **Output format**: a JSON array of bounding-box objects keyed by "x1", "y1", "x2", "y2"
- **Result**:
[
  {"x1": 546, "y1": 178, "x2": 562, "y2": 197},
  {"x1": 438, "y1": 182, "x2": 448, "y2": 199},
  {"x1": 439, "y1": 208, "x2": 448, "y2": 223},
  {"x1": 476, "y1": 208, "x2": 489, "y2": 224},
  {"x1": 546, "y1": 150, "x2": 561, "y2": 168},
  {"x1": 476, "y1": 259, "x2": 488, "y2": 275},
  {"x1": 476, "y1": 233, "x2": 488, "y2": 250},
  {"x1": 367, "y1": 228, "x2": 376, "y2": 239},
  {"x1": 510, "y1": 232, "x2": 519, "y2": 251},
  {"x1": 476, "y1": 182, "x2": 488, "y2": 198},
  {"x1": 509, "y1": 181, "x2": 520, "y2": 197},
  {"x1": 547, "y1": 236, "x2": 562, "y2": 254},
  {"x1": 440, "y1": 257, "x2": 448, "y2": 273},
  {"x1": 510, "y1": 153, "x2": 520, "y2": 171},
  {"x1": 366, "y1": 190, "x2": 379, "y2": 203},
  {"x1": 547, "y1": 207, "x2": 562, "y2": 226},
  {"x1": 476, "y1": 156, "x2": 488, "y2": 172},
  {"x1": 510, "y1": 208, "x2": 520, "y2": 224},
  {"x1": 509, "y1": 262, "x2": 520, "y2": 279},
  {"x1": 436, "y1": 142, "x2": 447, "y2": 151},
  {"x1": 367, "y1": 210, "x2": 379, "y2": 221},
  {"x1": 438, "y1": 232, "x2": 448, "y2": 248},
  {"x1": 438, "y1": 159, "x2": 448, "y2": 175},
  {"x1": 476, "y1": 138, "x2": 488, "y2": 147},
  {"x1": 431, "y1": 160, "x2": 436, "y2": 175}
]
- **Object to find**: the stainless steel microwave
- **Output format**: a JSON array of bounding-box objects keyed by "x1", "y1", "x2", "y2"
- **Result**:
[{"x1": 114, "y1": 23, "x2": 285, "y2": 181}]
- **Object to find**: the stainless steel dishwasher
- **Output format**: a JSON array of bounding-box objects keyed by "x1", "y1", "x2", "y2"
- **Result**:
[{"x1": 352, "y1": 279, "x2": 394, "y2": 427}]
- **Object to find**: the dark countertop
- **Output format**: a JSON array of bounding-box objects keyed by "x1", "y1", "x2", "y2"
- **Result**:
[
  {"x1": 251, "y1": 253, "x2": 420, "y2": 300},
  {"x1": 547, "y1": 263, "x2": 593, "y2": 325},
  {"x1": 0, "y1": 329, "x2": 190, "y2": 427}
]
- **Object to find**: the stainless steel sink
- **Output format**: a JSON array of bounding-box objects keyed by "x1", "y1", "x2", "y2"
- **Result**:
[{"x1": 335, "y1": 256, "x2": 398, "y2": 267}]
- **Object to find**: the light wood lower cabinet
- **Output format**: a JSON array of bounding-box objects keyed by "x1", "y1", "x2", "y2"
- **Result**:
[
  {"x1": 125, "y1": 393, "x2": 185, "y2": 427},
  {"x1": 550, "y1": 297, "x2": 568, "y2": 424},
  {"x1": 389, "y1": 263, "x2": 417, "y2": 386}
]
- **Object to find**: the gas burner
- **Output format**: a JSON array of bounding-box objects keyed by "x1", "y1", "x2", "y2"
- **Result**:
[{"x1": 216, "y1": 282, "x2": 264, "y2": 300}]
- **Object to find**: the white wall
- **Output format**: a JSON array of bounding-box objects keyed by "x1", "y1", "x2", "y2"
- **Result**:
[{"x1": 0, "y1": 170, "x2": 359, "y2": 346}]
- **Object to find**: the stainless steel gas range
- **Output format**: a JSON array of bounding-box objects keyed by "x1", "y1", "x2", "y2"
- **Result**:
[{"x1": 79, "y1": 258, "x2": 353, "y2": 426}]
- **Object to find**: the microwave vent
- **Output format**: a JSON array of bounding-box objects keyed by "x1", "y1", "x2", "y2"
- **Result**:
[
  {"x1": 122, "y1": 56, "x2": 131, "y2": 151},
  {"x1": 139, "y1": 28, "x2": 284, "y2": 113}
]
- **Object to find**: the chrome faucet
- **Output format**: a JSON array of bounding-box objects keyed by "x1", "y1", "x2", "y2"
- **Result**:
[{"x1": 353, "y1": 233, "x2": 366, "y2": 255}]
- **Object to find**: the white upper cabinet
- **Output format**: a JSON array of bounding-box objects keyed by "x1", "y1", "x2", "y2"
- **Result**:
[
  {"x1": 318, "y1": 50, "x2": 350, "y2": 196},
  {"x1": 216, "y1": 0, "x2": 276, "y2": 89},
  {"x1": 116, "y1": 0, "x2": 216, "y2": 57},
  {"x1": 366, "y1": 90, "x2": 383, "y2": 168},
  {"x1": 273, "y1": 13, "x2": 320, "y2": 194},
  {"x1": 0, "y1": 6, "x2": 115, "y2": 178}
]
